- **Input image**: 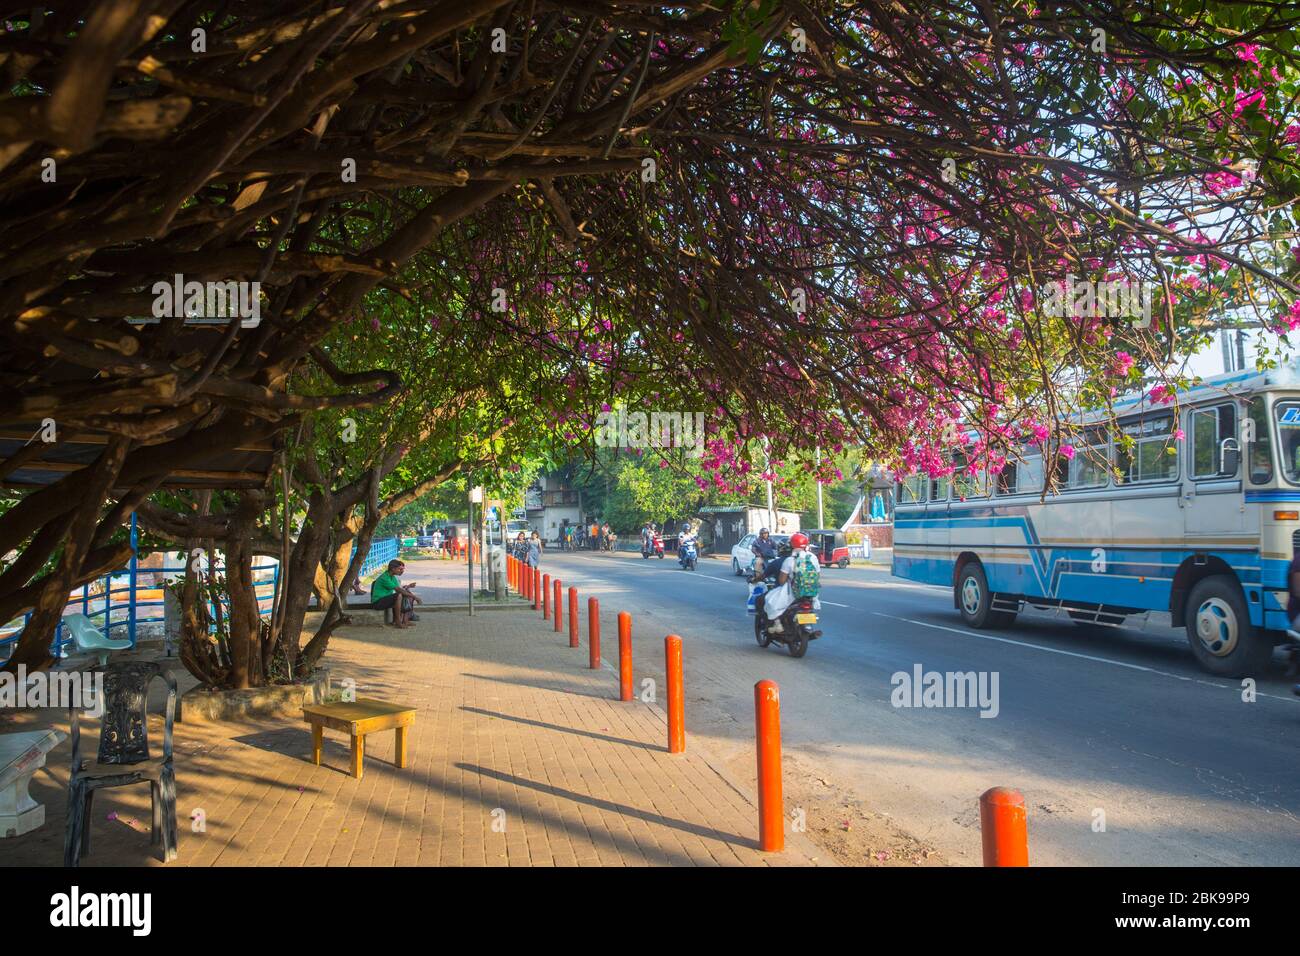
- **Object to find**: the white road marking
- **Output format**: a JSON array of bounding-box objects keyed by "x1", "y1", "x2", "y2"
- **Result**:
[
  {"x1": 558, "y1": 555, "x2": 1299, "y2": 703},
  {"x1": 871, "y1": 611, "x2": 1300, "y2": 704}
]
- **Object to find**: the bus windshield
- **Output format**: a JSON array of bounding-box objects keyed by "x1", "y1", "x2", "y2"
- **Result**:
[{"x1": 1275, "y1": 401, "x2": 1300, "y2": 483}]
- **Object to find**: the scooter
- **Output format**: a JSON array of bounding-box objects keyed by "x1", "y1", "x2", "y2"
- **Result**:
[
  {"x1": 752, "y1": 584, "x2": 822, "y2": 658},
  {"x1": 748, "y1": 564, "x2": 816, "y2": 655},
  {"x1": 641, "y1": 533, "x2": 665, "y2": 559},
  {"x1": 678, "y1": 538, "x2": 698, "y2": 571}
]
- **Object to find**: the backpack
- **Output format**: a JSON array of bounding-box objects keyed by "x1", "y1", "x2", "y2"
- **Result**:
[{"x1": 790, "y1": 553, "x2": 820, "y2": 598}]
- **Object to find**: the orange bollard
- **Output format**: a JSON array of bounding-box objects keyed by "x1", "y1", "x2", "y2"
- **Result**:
[
  {"x1": 979, "y1": 787, "x2": 1029, "y2": 867},
  {"x1": 618, "y1": 612, "x2": 632, "y2": 701},
  {"x1": 553, "y1": 579, "x2": 563, "y2": 632},
  {"x1": 508, "y1": 556, "x2": 515, "y2": 591},
  {"x1": 755, "y1": 680, "x2": 783, "y2": 852},
  {"x1": 588, "y1": 597, "x2": 600, "y2": 669},
  {"x1": 665, "y1": 634, "x2": 684, "y2": 754},
  {"x1": 568, "y1": 587, "x2": 579, "y2": 648},
  {"x1": 543, "y1": 574, "x2": 551, "y2": 619},
  {"x1": 532, "y1": 568, "x2": 541, "y2": 610}
]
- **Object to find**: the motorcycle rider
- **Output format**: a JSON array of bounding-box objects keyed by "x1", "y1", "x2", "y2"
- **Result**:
[
  {"x1": 762, "y1": 531, "x2": 820, "y2": 633},
  {"x1": 750, "y1": 528, "x2": 778, "y2": 583},
  {"x1": 678, "y1": 522, "x2": 696, "y2": 566}
]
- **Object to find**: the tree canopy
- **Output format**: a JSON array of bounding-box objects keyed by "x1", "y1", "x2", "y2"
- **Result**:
[{"x1": 4, "y1": 0, "x2": 1300, "y2": 672}]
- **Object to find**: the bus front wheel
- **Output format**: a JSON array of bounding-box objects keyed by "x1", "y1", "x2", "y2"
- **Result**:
[
  {"x1": 956, "y1": 562, "x2": 1015, "y2": 629},
  {"x1": 1184, "y1": 576, "x2": 1273, "y2": 677}
]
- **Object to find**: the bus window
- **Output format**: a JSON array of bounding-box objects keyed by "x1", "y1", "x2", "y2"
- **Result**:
[
  {"x1": 1248, "y1": 397, "x2": 1272, "y2": 484},
  {"x1": 1191, "y1": 404, "x2": 1238, "y2": 478},
  {"x1": 1274, "y1": 401, "x2": 1300, "y2": 484},
  {"x1": 1014, "y1": 452, "x2": 1045, "y2": 494},
  {"x1": 897, "y1": 475, "x2": 926, "y2": 503},
  {"x1": 996, "y1": 460, "x2": 1016, "y2": 495},
  {"x1": 1116, "y1": 412, "x2": 1177, "y2": 483},
  {"x1": 929, "y1": 475, "x2": 949, "y2": 501},
  {"x1": 951, "y1": 453, "x2": 990, "y2": 499},
  {"x1": 1067, "y1": 426, "x2": 1109, "y2": 488}
]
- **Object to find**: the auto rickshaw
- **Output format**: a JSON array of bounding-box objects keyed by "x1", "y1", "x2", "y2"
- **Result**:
[{"x1": 806, "y1": 529, "x2": 851, "y2": 568}]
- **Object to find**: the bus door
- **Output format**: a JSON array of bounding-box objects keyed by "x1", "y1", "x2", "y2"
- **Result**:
[
  {"x1": 1183, "y1": 402, "x2": 1247, "y2": 537},
  {"x1": 926, "y1": 474, "x2": 951, "y2": 584}
]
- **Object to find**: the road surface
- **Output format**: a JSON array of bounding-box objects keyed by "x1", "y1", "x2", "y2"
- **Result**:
[{"x1": 530, "y1": 548, "x2": 1300, "y2": 865}]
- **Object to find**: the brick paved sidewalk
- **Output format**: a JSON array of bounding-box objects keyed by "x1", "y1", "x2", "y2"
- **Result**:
[{"x1": 1, "y1": 565, "x2": 826, "y2": 867}]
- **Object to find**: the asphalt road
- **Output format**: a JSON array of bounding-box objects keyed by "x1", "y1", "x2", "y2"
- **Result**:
[{"x1": 535, "y1": 547, "x2": 1300, "y2": 866}]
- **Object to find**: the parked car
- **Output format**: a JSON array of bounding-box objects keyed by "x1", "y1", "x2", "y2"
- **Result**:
[{"x1": 730, "y1": 533, "x2": 791, "y2": 576}]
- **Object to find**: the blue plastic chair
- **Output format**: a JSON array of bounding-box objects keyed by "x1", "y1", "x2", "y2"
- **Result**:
[{"x1": 63, "y1": 613, "x2": 131, "y2": 666}]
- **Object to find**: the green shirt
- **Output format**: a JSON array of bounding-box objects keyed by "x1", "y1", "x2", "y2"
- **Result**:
[{"x1": 372, "y1": 571, "x2": 400, "y2": 601}]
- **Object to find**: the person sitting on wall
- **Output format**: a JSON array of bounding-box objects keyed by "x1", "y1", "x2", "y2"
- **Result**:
[{"x1": 371, "y1": 559, "x2": 421, "y2": 628}]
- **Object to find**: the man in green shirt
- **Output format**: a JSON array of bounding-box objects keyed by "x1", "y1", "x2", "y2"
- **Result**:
[{"x1": 370, "y1": 559, "x2": 421, "y2": 628}]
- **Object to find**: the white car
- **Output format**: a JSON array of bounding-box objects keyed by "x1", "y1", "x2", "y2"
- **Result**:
[{"x1": 730, "y1": 533, "x2": 790, "y2": 576}]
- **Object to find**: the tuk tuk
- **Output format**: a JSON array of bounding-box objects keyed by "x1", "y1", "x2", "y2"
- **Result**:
[{"x1": 806, "y1": 529, "x2": 850, "y2": 568}]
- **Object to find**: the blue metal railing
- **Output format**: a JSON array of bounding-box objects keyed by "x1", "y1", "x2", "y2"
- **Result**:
[
  {"x1": 354, "y1": 536, "x2": 399, "y2": 582},
  {"x1": 0, "y1": 522, "x2": 398, "y2": 664}
]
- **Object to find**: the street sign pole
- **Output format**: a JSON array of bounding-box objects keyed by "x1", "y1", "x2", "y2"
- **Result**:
[
  {"x1": 469, "y1": 486, "x2": 485, "y2": 613},
  {"x1": 467, "y1": 488, "x2": 475, "y2": 617}
]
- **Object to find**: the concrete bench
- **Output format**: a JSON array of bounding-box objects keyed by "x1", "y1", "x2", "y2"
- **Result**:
[
  {"x1": 1, "y1": 729, "x2": 67, "y2": 837},
  {"x1": 304, "y1": 601, "x2": 395, "y2": 628}
]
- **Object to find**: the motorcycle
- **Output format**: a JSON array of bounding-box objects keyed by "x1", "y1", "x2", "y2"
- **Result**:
[
  {"x1": 750, "y1": 567, "x2": 821, "y2": 658},
  {"x1": 678, "y1": 538, "x2": 698, "y2": 571},
  {"x1": 641, "y1": 533, "x2": 665, "y2": 559}
]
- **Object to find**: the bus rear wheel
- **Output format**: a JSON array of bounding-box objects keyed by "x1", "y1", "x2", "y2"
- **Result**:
[
  {"x1": 956, "y1": 561, "x2": 1015, "y2": 629},
  {"x1": 1184, "y1": 575, "x2": 1273, "y2": 677}
]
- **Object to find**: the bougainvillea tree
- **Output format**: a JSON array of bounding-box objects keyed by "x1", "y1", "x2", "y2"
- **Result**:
[{"x1": 3, "y1": 1, "x2": 1299, "y2": 672}]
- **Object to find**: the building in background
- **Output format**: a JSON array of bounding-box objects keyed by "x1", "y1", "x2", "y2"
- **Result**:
[
  {"x1": 699, "y1": 505, "x2": 802, "y2": 554},
  {"x1": 525, "y1": 473, "x2": 584, "y2": 543}
]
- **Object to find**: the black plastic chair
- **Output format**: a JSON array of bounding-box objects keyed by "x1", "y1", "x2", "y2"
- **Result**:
[{"x1": 64, "y1": 661, "x2": 177, "y2": 866}]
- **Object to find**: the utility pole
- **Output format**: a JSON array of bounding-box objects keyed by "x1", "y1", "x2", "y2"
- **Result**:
[
  {"x1": 764, "y1": 438, "x2": 775, "y2": 531},
  {"x1": 816, "y1": 446, "x2": 825, "y2": 528}
]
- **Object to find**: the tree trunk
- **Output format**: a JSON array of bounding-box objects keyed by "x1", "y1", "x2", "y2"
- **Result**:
[
  {"x1": 3, "y1": 438, "x2": 129, "y2": 672},
  {"x1": 224, "y1": 492, "x2": 267, "y2": 689},
  {"x1": 299, "y1": 505, "x2": 380, "y2": 674},
  {"x1": 275, "y1": 487, "x2": 338, "y2": 680}
]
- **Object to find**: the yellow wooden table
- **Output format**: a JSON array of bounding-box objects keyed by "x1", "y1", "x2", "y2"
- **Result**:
[{"x1": 302, "y1": 699, "x2": 416, "y2": 780}]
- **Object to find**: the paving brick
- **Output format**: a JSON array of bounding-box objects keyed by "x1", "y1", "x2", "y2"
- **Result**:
[{"x1": 2, "y1": 558, "x2": 824, "y2": 867}]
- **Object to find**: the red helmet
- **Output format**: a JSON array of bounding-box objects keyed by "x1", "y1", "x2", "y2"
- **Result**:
[{"x1": 789, "y1": 532, "x2": 809, "y2": 549}]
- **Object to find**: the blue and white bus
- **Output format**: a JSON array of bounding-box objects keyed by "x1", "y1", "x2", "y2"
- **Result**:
[{"x1": 892, "y1": 366, "x2": 1300, "y2": 676}]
